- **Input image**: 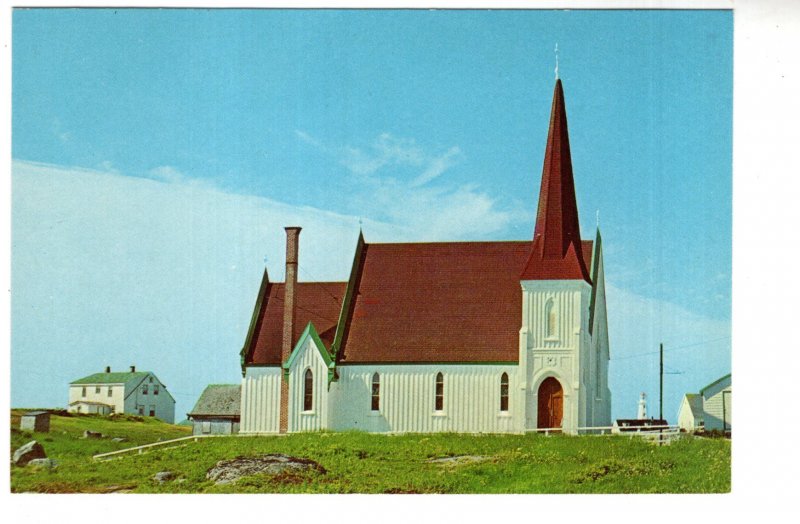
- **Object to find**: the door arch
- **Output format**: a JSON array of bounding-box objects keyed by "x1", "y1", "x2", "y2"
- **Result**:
[{"x1": 537, "y1": 377, "x2": 564, "y2": 429}]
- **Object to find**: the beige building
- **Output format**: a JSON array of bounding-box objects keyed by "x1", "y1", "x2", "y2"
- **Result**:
[{"x1": 68, "y1": 366, "x2": 176, "y2": 423}]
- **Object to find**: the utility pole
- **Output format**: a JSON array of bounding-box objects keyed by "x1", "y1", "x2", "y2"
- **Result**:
[{"x1": 659, "y1": 343, "x2": 664, "y2": 421}]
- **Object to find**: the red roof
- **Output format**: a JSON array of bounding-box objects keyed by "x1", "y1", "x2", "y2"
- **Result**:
[
  {"x1": 521, "y1": 79, "x2": 591, "y2": 283},
  {"x1": 338, "y1": 241, "x2": 532, "y2": 363},
  {"x1": 245, "y1": 282, "x2": 345, "y2": 366}
]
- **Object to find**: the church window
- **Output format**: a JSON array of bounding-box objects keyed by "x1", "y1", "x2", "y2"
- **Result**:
[
  {"x1": 371, "y1": 373, "x2": 380, "y2": 411},
  {"x1": 304, "y1": 369, "x2": 313, "y2": 412},
  {"x1": 435, "y1": 373, "x2": 444, "y2": 411},
  {"x1": 546, "y1": 300, "x2": 557, "y2": 338},
  {"x1": 500, "y1": 373, "x2": 509, "y2": 412}
]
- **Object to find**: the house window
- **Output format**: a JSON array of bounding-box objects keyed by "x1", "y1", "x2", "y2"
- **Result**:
[
  {"x1": 142, "y1": 384, "x2": 148, "y2": 395},
  {"x1": 546, "y1": 300, "x2": 557, "y2": 338},
  {"x1": 202, "y1": 421, "x2": 211, "y2": 434},
  {"x1": 149, "y1": 405, "x2": 156, "y2": 417},
  {"x1": 82, "y1": 387, "x2": 87, "y2": 397},
  {"x1": 371, "y1": 373, "x2": 380, "y2": 411},
  {"x1": 137, "y1": 405, "x2": 144, "y2": 415},
  {"x1": 149, "y1": 377, "x2": 153, "y2": 383},
  {"x1": 108, "y1": 386, "x2": 113, "y2": 397},
  {"x1": 500, "y1": 373, "x2": 509, "y2": 412},
  {"x1": 303, "y1": 369, "x2": 313, "y2": 412},
  {"x1": 435, "y1": 372, "x2": 444, "y2": 412},
  {"x1": 95, "y1": 386, "x2": 101, "y2": 394},
  {"x1": 154, "y1": 385, "x2": 159, "y2": 395}
]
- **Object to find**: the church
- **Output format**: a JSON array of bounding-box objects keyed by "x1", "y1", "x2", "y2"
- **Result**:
[{"x1": 238, "y1": 78, "x2": 611, "y2": 435}]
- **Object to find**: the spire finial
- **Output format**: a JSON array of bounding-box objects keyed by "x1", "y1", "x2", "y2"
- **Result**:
[
  {"x1": 596, "y1": 209, "x2": 600, "y2": 228},
  {"x1": 554, "y1": 43, "x2": 559, "y2": 80}
]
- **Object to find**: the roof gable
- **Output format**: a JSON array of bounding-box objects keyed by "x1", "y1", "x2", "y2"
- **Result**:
[{"x1": 188, "y1": 385, "x2": 241, "y2": 417}]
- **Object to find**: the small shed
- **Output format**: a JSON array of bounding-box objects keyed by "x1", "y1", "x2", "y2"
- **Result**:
[
  {"x1": 188, "y1": 385, "x2": 241, "y2": 436},
  {"x1": 677, "y1": 393, "x2": 705, "y2": 432},
  {"x1": 20, "y1": 411, "x2": 51, "y2": 433}
]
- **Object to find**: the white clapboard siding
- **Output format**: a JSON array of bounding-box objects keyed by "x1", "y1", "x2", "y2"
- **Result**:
[
  {"x1": 287, "y1": 337, "x2": 330, "y2": 432},
  {"x1": 240, "y1": 367, "x2": 281, "y2": 434},
  {"x1": 328, "y1": 364, "x2": 521, "y2": 434}
]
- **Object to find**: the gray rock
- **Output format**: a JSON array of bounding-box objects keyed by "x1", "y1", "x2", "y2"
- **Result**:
[
  {"x1": 13, "y1": 440, "x2": 47, "y2": 466},
  {"x1": 427, "y1": 455, "x2": 488, "y2": 465},
  {"x1": 83, "y1": 430, "x2": 103, "y2": 439},
  {"x1": 153, "y1": 471, "x2": 175, "y2": 483},
  {"x1": 206, "y1": 454, "x2": 326, "y2": 485},
  {"x1": 28, "y1": 458, "x2": 58, "y2": 470},
  {"x1": 111, "y1": 437, "x2": 127, "y2": 442}
]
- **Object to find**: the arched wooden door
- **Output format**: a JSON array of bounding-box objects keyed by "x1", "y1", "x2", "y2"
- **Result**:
[{"x1": 537, "y1": 377, "x2": 564, "y2": 429}]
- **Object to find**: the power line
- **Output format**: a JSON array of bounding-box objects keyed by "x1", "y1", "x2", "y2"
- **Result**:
[
  {"x1": 612, "y1": 335, "x2": 730, "y2": 362},
  {"x1": 297, "y1": 263, "x2": 343, "y2": 308}
]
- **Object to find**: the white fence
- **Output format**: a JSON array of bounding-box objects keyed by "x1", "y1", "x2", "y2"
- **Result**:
[{"x1": 527, "y1": 425, "x2": 682, "y2": 444}]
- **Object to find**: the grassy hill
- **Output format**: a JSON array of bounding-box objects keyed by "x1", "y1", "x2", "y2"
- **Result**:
[{"x1": 10, "y1": 410, "x2": 730, "y2": 494}]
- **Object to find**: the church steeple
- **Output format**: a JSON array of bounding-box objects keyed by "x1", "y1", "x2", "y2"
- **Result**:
[{"x1": 521, "y1": 79, "x2": 591, "y2": 283}]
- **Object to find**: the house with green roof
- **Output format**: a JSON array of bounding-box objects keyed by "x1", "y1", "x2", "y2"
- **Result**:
[
  {"x1": 677, "y1": 373, "x2": 731, "y2": 433},
  {"x1": 68, "y1": 365, "x2": 176, "y2": 423}
]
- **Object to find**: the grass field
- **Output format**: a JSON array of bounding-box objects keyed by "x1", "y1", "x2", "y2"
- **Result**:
[{"x1": 10, "y1": 409, "x2": 730, "y2": 494}]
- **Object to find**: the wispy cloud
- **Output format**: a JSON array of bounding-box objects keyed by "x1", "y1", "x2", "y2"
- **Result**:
[{"x1": 296, "y1": 131, "x2": 514, "y2": 239}]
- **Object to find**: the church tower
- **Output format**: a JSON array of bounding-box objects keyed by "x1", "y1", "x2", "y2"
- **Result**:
[{"x1": 519, "y1": 79, "x2": 612, "y2": 433}]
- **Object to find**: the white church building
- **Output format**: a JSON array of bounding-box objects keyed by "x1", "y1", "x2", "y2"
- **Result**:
[{"x1": 238, "y1": 79, "x2": 612, "y2": 435}]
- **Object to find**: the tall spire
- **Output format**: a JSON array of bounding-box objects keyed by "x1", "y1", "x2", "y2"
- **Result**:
[{"x1": 521, "y1": 79, "x2": 591, "y2": 283}]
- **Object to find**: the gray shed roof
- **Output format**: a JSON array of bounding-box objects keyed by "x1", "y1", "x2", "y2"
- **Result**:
[
  {"x1": 684, "y1": 394, "x2": 704, "y2": 419},
  {"x1": 188, "y1": 385, "x2": 241, "y2": 417}
]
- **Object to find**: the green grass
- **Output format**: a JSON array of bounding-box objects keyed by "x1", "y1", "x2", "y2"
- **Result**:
[{"x1": 10, "y1": 410, "x2": 730, "y2": 494}]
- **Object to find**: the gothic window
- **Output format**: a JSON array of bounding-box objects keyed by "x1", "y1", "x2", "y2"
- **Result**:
[
  {"x1": 500, "y1": 373, "x2": 509, "y2": 412},
  {"x1": 304, "y1": 369, "x2": 313, "y2": 412},
  {"x1": 435, "y1": 372, "x2": 444, "y2": 412},
  {"x1": 546, "y1": 300, "x2": 557, "y2": 338},
  {"x1": 371, "y1": 373, "x2": 380, "y2": 411}
]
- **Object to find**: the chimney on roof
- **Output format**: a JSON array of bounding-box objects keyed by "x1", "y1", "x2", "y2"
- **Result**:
[
  {"x1": 282, "y1": 227, "x2": 301, "y2": 363},
  {"x1": 130, "y1": 365, "x2": 136, "y2": 373},
  {"x1": 105, "y1": 366, "x2": 111, "y2": 373}
]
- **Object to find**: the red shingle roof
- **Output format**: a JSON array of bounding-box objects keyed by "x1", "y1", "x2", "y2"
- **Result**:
[
  {"x1": 245, "y1": 282, "x2": 345, "y2": 366},
  {"x1": 337, "y1": 241, "x2": 531, "y2": 363}
]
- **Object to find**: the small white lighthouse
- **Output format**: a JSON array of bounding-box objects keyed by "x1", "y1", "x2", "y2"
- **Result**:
[{"x1": 637, "y1": 392, "x2": 647, "y2": 420}]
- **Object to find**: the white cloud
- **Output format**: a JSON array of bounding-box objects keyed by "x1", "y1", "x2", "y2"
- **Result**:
[{"x1": 296, "y1": 131, "x2": 513, "y2": 239}]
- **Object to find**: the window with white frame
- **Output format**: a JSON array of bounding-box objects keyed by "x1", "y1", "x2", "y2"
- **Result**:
[
  {"x1": 371, "y1": 373, "x2": 380, "y2": 411},
  {"x1": 303, "y1": 369, "x2": 313, "y2": 412},
  {"x1": 435, "y1": 372, "x2": 444, "y2": 412}
]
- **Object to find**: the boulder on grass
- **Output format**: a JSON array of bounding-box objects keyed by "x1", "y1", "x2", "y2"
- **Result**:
[
  {"x1": 206, "y1": 454, "x2": 326, "y2": 485},
  {"x1": 28, "y1": 458, "x2": 58, "y2": 470},
  {"x1": 83, "y1": 430, "x2": 103, "y2": 439},
  {"x1": 153, "y1": 471, "x2": 175, "y2": 484},
  {"x1": 13, "y1": 440, "x2": 46, "y2": 466}
]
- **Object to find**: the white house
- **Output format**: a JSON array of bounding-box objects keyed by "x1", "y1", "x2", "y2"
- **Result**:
[
  {"x1": 677, "y1": 393, "x2": 704, "y2": 432},
  {"x1": 700, "y1": 374, "x2": 731, "y2": 432},
  {"x1": 68, "y1": 366, "x2": 176, "y2": 423},
  {"x1": 239, "y1": 78, "x2": 612, "y2": 435}
]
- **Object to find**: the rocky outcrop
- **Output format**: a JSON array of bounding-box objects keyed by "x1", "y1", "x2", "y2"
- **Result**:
[
  {"x1": 13, "y1": 440, "x2": 47, "y2": 466},
  {"x1": 153, "y1": 471, "x2": 176, "y2": 484},
  {"x1": 206, "y1": 454, "x2": 326, "y2": 485},
  {"x1": 28, "y1": 458, "x2": 58, "y2": 470}
]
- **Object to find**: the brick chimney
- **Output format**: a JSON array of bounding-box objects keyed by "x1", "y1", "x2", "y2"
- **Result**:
[
  {"x1": 130, "y1": 365, "x2": 136, "y2": 373},
  {"x1": 105, "y1": 366, "x2": 111, "y2": 373},
  {"x1": 280, "y1": 226, "x2": 301, "y2": 433}
]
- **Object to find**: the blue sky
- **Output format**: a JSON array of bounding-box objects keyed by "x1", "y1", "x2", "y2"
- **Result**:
[{"x1": 11, "y1": 8, "x2": 732, "y2": 422}]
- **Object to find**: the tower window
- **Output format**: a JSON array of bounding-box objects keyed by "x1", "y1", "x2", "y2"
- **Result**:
[
  {"x1": 371, "y1": 373, "x2": 380, "y2": 411},
  {"x1": 303, "y1": 369, "x2": 313, "y2": 412},
  {"x1": 435, "y1": 372, "x2": 444, "y2": 412},
  {"x1": 500, "y1": 373, "x2": 509, "y2": 412},
  {"x1": 546, "y1": 300, "x2": 557, "y2": 338}
]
